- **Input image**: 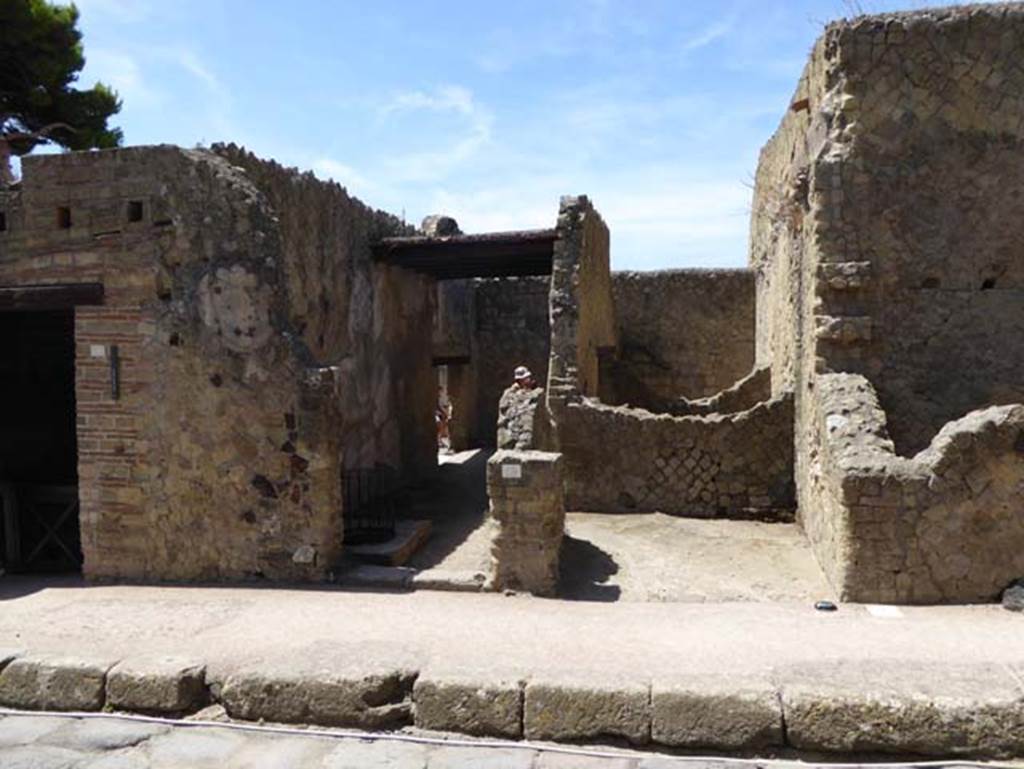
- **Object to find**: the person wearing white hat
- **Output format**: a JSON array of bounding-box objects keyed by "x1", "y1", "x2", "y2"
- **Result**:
[{"x1": 513, "y1": 365, "x2": 535, "y2": 389}]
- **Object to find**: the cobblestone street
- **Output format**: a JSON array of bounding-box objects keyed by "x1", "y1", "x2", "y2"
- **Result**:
[{"x1": 0, "y1": 712, "x2": 736, "y2": 769}]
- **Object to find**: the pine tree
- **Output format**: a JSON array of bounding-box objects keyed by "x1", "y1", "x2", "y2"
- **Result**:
[{"x1": 0, "y1": 0, "x2": 122, "y2": 184}]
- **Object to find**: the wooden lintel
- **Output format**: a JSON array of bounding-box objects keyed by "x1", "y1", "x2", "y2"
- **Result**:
[
  {"x1": 432, "y1": 355, "x2": 472, "y2": 366},
  {"x1": 0, "y1": 283, "x2": 105, "y2": 311}
]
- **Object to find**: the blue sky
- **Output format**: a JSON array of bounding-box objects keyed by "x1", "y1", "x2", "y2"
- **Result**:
[{"x1": 69, "y1": 0, "x2": 949, "y2": 270}]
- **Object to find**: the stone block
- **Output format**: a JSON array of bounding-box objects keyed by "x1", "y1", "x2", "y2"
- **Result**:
[
  {"x1": 524, "y1": 677, "x2": 650, "y2": 745},
  {"x1": 219, "y1": 662, "x2": 416, "y2": 729},
  {"x1": 651, "y1": 676, "x2": 783, "y2": 749},
  {"x1": 487, "y1": 450, "x2": 563, "y2": 489},
  {"x1": 1002, "y1": 580, "x2": 1024, "y2": 611},
  {"x1": 780, "y1": 664, "x2": 1024, "y2": 757},
  {"x1": 414, "y1": 673, "x2": 522, "y2": 738},
  {"x1": 0, "y1": 654, "x2": 118, "y2": 711},
  {"x1": 106, "y1": 655, "x2": 207, "y2": 714}
]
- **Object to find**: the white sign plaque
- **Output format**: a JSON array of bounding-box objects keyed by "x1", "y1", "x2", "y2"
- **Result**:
[{"x1": 501, "y1": 464, "x2": 522, "y2": 480}]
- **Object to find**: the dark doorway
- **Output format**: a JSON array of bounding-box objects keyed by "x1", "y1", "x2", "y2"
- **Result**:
[{"x1": 0, "y1": 310, "x2": 82, "y2": 572}]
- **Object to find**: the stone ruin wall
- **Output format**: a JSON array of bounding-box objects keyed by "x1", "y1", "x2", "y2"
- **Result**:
[
  {"x1": 445, "y1": 267, "x2": 757, "y2": 448},
  {"x1": 216, "y1": 146, "x2": 436, "y2": 479},
  {"x1": 432, "y1": 279, "x2": 478, "y2": 451},
  {"x1": 0, "y1": 145, "x2": 432, "y2": 582},
  {"x1": 753, "y1": 4, "x2": 1024, "y2": 601},
  {"x1": 604, "y1": 269, "x2": 756, "y2": 408},
  {"x1": 430, "y1": 276, "x2": 550, "y2": 449},
  {"x1": 541, "y1": 196, "x2": 794, "y2": 517},
  {"x1": 472, "y1": 277, "x2": 551, "y2": 447},
  {"x1": 810, "y1": 373, "x2": 1024, "y2": 603},
  {"x1": 559, "y1": 397, "x2": 795, "y2": 518}
]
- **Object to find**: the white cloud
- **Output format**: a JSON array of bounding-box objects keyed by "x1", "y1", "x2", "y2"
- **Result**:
[
  {"x1": 175, "y1": 50, "x2": 227, "y2": 99},
  {"x1": 680, "y1": 18, "x2": 735, "y2": 52},
  {"x1": 376, "y1": 85, "x2": 494, "y2": 183},
  {"x1": 82, "y1": 49, "x2": 160, "y2": 106},
  {"x1": 311, "y1": 158, "x2": 371, "y2": 192},
  {"x1": 380, "y1": 85, "x2": 477, "y2": 119}
]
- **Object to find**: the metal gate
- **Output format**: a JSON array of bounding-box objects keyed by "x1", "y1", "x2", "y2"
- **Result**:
[
  {"x1": 342, "y1": 466, "x2": 397, "y2": 546},
  {"x1": 1, "y1": 484, "x2": 82, "y2": 573}
]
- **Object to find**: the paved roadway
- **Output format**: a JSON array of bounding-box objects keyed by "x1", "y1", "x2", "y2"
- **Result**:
[
  {"x1": 0, "y1": 712, "x2": 747, "y2": 768},
  {"x1": 3, "y1": 712, "x2": 1008, "y2": 769}
]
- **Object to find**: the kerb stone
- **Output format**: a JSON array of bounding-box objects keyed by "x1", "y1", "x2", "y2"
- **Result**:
[
  {"x1": 524, "y1": 677, "x2": 650, "y2": 745},
  {"x1": 219, "y1": 661, "x2": 416, "y2": 729},
  {"x1": 0, "y1": 653, "x2": 118, "y2": 711},
  {"x1": 780, "y1": 663, "x2": 1024, "y2": 758},
  {"x1": 651, "y1": 675, "x2": 783, "y2": 749},
  {"x1": 106, "y1": 655, "x2": 207, "y2": 714},
  {"x1": 414, "y1": 673, "x2": 522, "y2": 738}
]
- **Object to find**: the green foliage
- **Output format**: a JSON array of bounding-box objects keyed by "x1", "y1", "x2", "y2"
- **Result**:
[{"x1": 0, "y1": 0, "x2": 122, "y2": 158}]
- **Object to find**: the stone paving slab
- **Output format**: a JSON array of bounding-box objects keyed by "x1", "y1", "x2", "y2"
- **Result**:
[
  {"x1": 0, "y1": 714, "x2": 655, "y2": 768},
  {"x1": 7, "y1": 712, "x2": 1024, "y2": 768}
]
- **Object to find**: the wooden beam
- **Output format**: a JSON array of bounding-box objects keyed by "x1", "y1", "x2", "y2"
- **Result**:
[
  {"x1": 374, "y1": 228, "x2": 557, "y2": 279},
  {"x1": 432, "y1": 355, "x2": 472, "y2": 366},
  {"x1": 0, "y1": 283, "x2": 104, "y2": 311}
]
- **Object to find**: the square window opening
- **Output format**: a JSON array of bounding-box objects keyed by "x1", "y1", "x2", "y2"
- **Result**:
[{"x1": 127, "y1": 200, "x2": 144, "y2": 223}]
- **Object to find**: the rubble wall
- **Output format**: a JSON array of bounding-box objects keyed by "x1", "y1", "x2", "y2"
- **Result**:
[
  {"x1": 214, "y1": 146, "x2": 435, "y2": 478},
  {"x1": 560, "y1": 396, "x2": 795, "y2": 517},
  {"x1": 0, "y1": 145, "x2": 426, "y2": 582},
  {"x1": 474, "y1": 277, "x2": 551, "y2": 446},
  {"x1": 437, "y1": 266, "x2": 756, "y2": 446},
  {"x1": 606, "y1": 269, "x2": 756, "y2": 406},
  {"x1": 807, "y1": 7, "x2": 1024, "y2": 456},
  {"x1": 540, "y1": 195, "x2": 794, "y2": 517},
  {"x1": 754, "y1": 4, "x2": 1024, "y2": 601},
  {"x1": 810, "y1": 374, "x2": 1024, "y2": 603},
  {"x1": 547, "y1": 196, "x2": 617, "y2": 419}
]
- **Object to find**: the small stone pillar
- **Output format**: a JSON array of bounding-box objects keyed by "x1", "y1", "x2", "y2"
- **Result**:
[{"x1": 487, "y1": 450, "x2": 565, "y2": 596}]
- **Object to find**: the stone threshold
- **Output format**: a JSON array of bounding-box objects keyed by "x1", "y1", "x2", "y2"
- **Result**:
[
  {"x1": 343, "y1": 520, "x2": 433, "y2": 567},
  {"x1": 0, "y1": 648, "x2": 1021, "y2": 759},
  {"x1": 334, "y1": 564, "x2": 489, "y2": 593}
]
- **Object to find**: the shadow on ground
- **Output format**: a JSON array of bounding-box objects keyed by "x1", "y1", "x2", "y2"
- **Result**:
[
  {"x1": 558, "y1": 535, "x2": 622, "y2": 602},
  {"x1": 401, "y1": 449, "x2": 491, "y2": 573}
]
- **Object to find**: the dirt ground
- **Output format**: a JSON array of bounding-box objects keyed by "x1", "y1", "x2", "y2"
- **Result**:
[{"x1": 403, "y1": 450, "x2": 832, "y2": 603}]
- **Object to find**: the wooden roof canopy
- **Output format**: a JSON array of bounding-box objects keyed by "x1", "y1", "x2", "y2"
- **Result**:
[{"x1": 373, "y1": 228, "x2": 556, "y2": 280}]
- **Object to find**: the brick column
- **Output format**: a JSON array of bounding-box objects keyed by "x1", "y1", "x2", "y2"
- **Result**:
[
  {"x1": 75, "y1": 305, "x2": 152, "y2": 578},
  {"x1": 487, "y1": 450, "x2": 564, "y2": 596}
]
